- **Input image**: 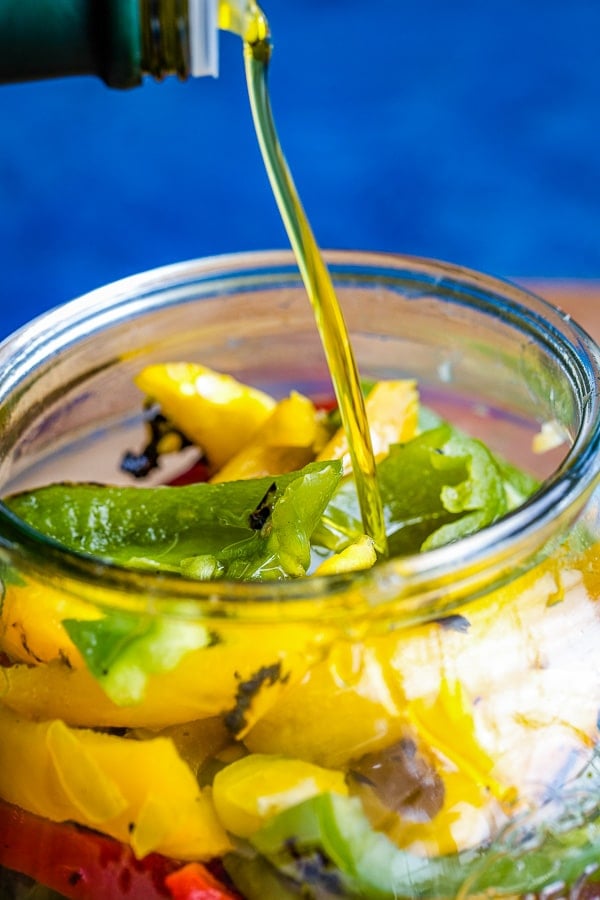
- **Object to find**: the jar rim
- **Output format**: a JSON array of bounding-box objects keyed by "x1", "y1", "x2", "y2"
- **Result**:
[{"x1": 0, "y1": 249, "x2": 599, "y2": 622}]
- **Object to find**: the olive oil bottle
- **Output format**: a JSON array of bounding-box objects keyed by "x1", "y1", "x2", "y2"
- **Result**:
[{"x1": 0, "y1": 0, "x2": 219, "y2": 87}]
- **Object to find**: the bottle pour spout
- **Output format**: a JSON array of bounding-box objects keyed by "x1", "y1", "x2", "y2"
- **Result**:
[{"x1": 188, "y1": 0, "x2": 219, "y2": 77}]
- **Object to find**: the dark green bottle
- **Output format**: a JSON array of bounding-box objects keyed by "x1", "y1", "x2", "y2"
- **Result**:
[{"x1": 0, "y1": 0, "x2": 222, "y2": 89}]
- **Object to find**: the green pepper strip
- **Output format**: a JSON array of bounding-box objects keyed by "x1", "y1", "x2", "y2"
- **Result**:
[{"x1": 249, "y1": 792, "x2": 600, "y2": 899}]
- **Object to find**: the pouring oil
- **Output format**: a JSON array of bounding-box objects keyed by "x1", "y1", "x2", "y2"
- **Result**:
[{"x1": 221, "y1": 2, "x2": 388, "y2": 557}]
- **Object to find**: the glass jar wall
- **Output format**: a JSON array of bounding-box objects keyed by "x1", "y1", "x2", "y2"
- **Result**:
[{"x1": 1, "y1": 250, "x2": 600, "y2": 899}]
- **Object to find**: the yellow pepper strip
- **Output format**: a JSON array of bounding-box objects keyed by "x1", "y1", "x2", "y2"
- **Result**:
[
  {"x1": 134, "y1": 362, "x2": 276, "y2": 470},
  {"x1": 317, "y1": 379, "x2": 419, "y2": 473},
  {"x1": 212, "y1": 753, "x2": 348, "y2": 837},
  {"x1": 0, "y1": 620, "x2": 321, "y2": 729},
  {"x1": 1, "y1": 579, "x2": 100, "y2": 666},
  {"x1": 405, "y1": 678, "x2": 509, "y2": 804},
  {"x1": 245, "y1": 640, "x2": 410, "y2": 768},
  {"x1": 210, "y1": 391, "x2": 329, "y2": 483},
  {"x1": 131, "y1": 717, "x2": 232, "y2": 779},
  {"x1": 0, "y1": 704, "x2": 230, "y2": 860},
  {"x1": 313, "y1": 535, "x2": 377, "y2": 576}
]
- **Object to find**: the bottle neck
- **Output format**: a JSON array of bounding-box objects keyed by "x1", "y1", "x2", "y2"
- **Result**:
[
  {"x1": 140, "y1": 0, "x2": 191, "y2": 81},
  {"x1": 142, "y1": 0, "x2": 220, "y2": 80}
]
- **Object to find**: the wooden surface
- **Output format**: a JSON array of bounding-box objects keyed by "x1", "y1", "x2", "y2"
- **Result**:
[{"x1": 520, "y1": 279, "x2": 600, "y2": 342}]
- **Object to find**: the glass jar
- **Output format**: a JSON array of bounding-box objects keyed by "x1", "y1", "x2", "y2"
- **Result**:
[{"x1": 0, "y1": 249, "x2": 600, "y2": 900}]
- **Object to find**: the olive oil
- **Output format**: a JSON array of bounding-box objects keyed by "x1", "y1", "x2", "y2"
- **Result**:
[{"x1": 226, "y1": 3, "x2": 388, "y2": 557}]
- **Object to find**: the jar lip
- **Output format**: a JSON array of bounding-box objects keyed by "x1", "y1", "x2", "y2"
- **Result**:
[{"x1": 1, "y1": 249, "x2": 599, "y2": 616}]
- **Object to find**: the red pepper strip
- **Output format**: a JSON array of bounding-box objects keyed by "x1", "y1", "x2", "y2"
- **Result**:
[
  {"x1": 167, "y1": 460, "x2": 211, "y2": 486},
  {"x1": 0, "y1": 797, "x2": 177, "y2": 899},
  {"x1": 165, "y1": 862, "x2": 241, "y2": 900},
  {"x1": 315, "y1": 396, "x2": 337, "y2": 412}
]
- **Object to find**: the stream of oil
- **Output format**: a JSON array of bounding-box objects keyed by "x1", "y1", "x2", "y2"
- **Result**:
[{"x1": 221, "y1": 3, "x2": 388, "y2": 557}]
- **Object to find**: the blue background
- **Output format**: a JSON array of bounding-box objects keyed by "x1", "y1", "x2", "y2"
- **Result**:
[{"x1": 0, "y1": 0, "x2": 599, "y2": 338}]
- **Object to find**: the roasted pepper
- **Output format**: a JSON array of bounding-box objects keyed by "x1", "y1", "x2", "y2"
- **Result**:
[
  {"x1": 0, "y1": 705, "x2": 230, "y2": 860},
  {"x1": 317, "y1": 379, "x2": 419, "y2": 472},
  {"x1": 165, "y1": 862, "x2": 241, "y2": 899},
  {"x1": 250, "y1": 791, "x2": 600, "y2": 899},
  {"x1": 0, "y1": 618, "x2": 324, "y2": 729},
  {"x1": 0, "y1": 797, "x2": 179, "y2": 900},
  {"x1": 211, "y1": 391, "x2": 329, "y2": 483},
  {"x1": 212, "y1": 753, "x2": 348, "y2": 837},
  {"x1": 134, "y1": 362, "x2": 276, "y2": 470}
]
